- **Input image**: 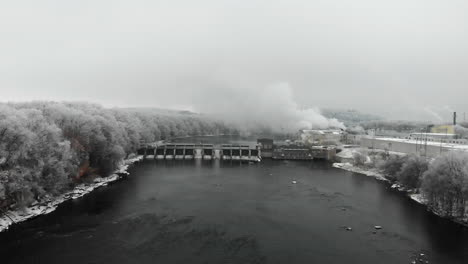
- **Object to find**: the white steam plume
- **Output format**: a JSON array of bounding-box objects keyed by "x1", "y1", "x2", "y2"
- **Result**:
[{"x1": 192, "y1": 82, "x2": 344, "y2": 133}]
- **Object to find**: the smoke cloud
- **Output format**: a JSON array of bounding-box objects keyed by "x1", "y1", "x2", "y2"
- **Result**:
[{"x1": 191, "y1": 82, "x2": 344, "y2": 133}]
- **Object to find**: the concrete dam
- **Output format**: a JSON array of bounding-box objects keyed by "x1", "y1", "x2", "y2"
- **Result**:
[
  {"x1": 137, "y1": 143, "x2": 261, "y2": 162},
  {"x1": 137, "y1": 140, "x2": 337, "y2": 162}
]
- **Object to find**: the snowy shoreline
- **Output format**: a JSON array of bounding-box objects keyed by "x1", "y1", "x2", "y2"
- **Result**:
[
  {"x1": 333, "y1": 162, "x2": 431, "y2": 207},
  {"x1": 333, "y1": 162, "x2": 468, "y2": 227},
  {"x1": 0, "y1": 155, "x2": 144, "y2": 233},
  {"x1": 332, "y1": 162, "x2": 388, "y2": 182}
]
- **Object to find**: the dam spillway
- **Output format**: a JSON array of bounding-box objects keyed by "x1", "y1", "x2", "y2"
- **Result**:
[{"x1": 137, "y1": 143, "x2": 261, "y2": 162}]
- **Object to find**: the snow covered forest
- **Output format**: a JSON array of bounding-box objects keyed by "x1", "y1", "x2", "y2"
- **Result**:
[{"x1": 0, "y1": 102, "x2": 234, "y2": 210}]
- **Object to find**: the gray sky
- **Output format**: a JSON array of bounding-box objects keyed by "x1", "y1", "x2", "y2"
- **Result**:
[{"x1": 1, "y1": 0, "x2": 468, "y2": 123}]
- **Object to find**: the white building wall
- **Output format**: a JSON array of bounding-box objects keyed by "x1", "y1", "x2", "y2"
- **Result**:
[{"x1": 360, "y1": 137, "x2": 454, "y2": 157}]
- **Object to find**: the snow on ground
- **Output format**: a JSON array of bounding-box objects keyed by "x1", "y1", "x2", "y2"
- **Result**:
[
  {"x1": 390, "y1": 183, "x2": 410, "y2": 192},
  {"x1": 332, "y1": 162, "x2": 388, "y2": 181},
  {"x1": 336, "y1": 148, "x2": 355, "y2": 159},
  {"x1": 336, "y1": 147, "x2": 406, "y2": 161},
  {"x1": 410, "y1": 193, "x2": 426, "y2": 204},
  {"x1": 0, "y1": 155, "x2": 144, "y2": 233}
]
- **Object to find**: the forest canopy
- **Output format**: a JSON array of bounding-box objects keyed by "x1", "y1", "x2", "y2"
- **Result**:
[{"x1": 0, "y1": 102, "x2": 235, "y2": 209}]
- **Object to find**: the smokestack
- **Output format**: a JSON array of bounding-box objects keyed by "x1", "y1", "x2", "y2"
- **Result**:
[{"x1": 453, "y1": 112, "x2": 457, "y2": 125}]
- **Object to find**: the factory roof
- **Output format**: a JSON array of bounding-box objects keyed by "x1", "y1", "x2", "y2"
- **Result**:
[
  {"x1": 409, "y1": 132, "x2": 457, "y2": 136},
  {"x1": 369, "y1": 137, "x2": 468, "y2": 151}
]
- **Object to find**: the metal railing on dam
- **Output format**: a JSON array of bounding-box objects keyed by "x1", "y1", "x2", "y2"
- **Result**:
[{"x1": 137, "y1": 142, "x2": 261, "y2": 162}]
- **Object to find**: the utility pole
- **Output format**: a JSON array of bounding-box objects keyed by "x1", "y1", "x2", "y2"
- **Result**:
[
  {"x1": 440, "y1": 127, "x2": 447, "y2": 154},
  {"x1": 415, "y1": 133, "x2": 418, "y2": 153},
  {"x1": 425, "y1": 124, "x2": 434, "y2": 157}
]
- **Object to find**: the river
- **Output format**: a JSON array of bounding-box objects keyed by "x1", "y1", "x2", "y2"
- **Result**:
[{"x1": 1, "y1": 136, "x2": 467, "y2": 264}]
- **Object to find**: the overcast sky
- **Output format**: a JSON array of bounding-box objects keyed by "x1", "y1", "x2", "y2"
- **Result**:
[{"x1": 1, "y1": 0, "x2": 468, "y2": 122}]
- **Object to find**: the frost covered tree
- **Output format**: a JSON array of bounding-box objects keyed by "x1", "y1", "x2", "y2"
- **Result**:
[
  {"x1": 0, "y1": 102, "x2": 234, "y2": 210},
  {"x1": 379, "y1": 155, "x2": 407, "y2": 181},
  {"x1": 421, "y1": 152, "x2": 468, "y2": 218},
  {"x1": 352, "y1": 151, "x2": 367, "y2": 166},
  {"x1": 396, "y1": 155, "x2": 429, "y2": 189},
  {"x1": 455, "y1": 125, "x2": 468, "y2": 139}
]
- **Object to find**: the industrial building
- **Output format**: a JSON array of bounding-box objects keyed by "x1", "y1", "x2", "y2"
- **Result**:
[
  {"x1": 256, "y1": 137, "x2": 337, "y2": 160},
  {"x1": 257, "y1": 138, "x2": 274, "y2": 158},
  {"x1": 360, "y1": 112, "x2": 468, "y2": 157},
  {"x1": 272, "y1": 145, "x2": 313, "y2": 160},
  {"x1": 361, "y1": 136, "x2": 468, "y2": 157},
  {"x1": 272, "y1": 145, "x2": 336, "y2": 160},
  {"x1": 407, "y1": 132, "x2": 467, "y2": 145},
  {"x1": 300, "y1": 129, "x2": 344, "y2": 145},
  {"x1": 430, "y1": 124, "x2": 455, "y2": 134}
]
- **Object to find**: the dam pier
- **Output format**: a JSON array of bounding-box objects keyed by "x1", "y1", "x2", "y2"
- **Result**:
[{"x1": 138, "y1": 143, "x2": 261, "y2": 162}]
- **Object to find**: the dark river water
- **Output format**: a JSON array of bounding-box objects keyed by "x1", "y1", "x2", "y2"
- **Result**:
[{"x1": 1, "y1": 137, "x2": 468, "y2": 264}]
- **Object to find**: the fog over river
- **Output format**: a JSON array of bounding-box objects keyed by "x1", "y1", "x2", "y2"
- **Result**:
[{"x1": 1, "y1": 137, "x2": 467, "y2": 264}]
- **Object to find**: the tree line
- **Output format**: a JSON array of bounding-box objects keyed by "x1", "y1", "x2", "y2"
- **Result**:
[
  {"x1": 0, "y1": 102, "x2": 235, "y2": 210},
  {"x1": 352, "y1": 150, "x2": 468, "y2": 221}
]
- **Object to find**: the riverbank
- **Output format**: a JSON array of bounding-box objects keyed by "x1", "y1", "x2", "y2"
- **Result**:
[
  {"x1": 332, "y1": 162, "x2": 388, "y2": 181},
  {"x1": 0, "y1": 155, "x2": 144, "y2": 233},
  {"x1": 333, "y1": 162, "x2": 468, "y2": 227}
]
